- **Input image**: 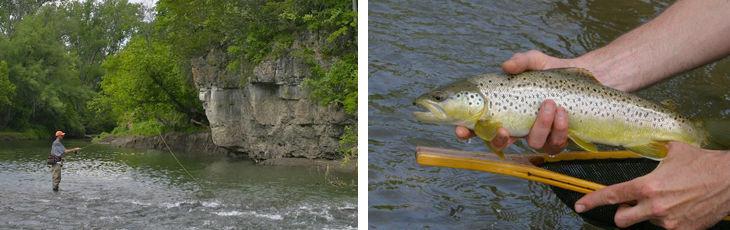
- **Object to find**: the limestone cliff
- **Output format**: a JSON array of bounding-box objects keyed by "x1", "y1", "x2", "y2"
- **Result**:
[{"x1": 191, "y1": 33, "x2": 351, "y2": 161}]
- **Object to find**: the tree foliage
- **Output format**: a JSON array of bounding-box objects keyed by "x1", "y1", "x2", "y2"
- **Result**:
[
  {"x1": 0, "y1": 61, "x2": 14, "y2": 107},
  {"x1": 306, "y1": 54, "x2": 357, "y2": 115},
  {"x1": 0, "y1": 6, "x2": 90, "y2": 133},
  {"x1": 0, "y1": 0, "x2": 54, "y2": 35},
  {"x1": 63, "y1": 0, "x2": 145, "y2": 88},
  {"x1": 0, "y1": 0, "x2": 144, "y2": 135},
  {"x1": 91, "y1": 36, "x2": 203, "y2": 133}
]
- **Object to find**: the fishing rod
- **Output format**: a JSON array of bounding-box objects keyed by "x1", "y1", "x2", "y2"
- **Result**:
[
  {"x1": 77, "y1": 142, "x2": 99, "y2": 150},
  {"x1": 63, "y1": 143, "x2": 99, "y2": 154}
]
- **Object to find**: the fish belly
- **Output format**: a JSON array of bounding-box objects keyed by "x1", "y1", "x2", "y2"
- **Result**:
[
  {"x1": 494, "y1": 112, "x2": 691, "y2": 148},
  {"x1": 568, "y1": 116, "x2": 692, "y2": 147}
]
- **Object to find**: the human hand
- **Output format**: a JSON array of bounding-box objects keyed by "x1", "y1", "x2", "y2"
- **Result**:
[
  {"x1": 455, "y1": 50, "x2": 574, "y2": 154},
  {"x1": 574, "y1": 142, "x2": 730, "y2": 229}
]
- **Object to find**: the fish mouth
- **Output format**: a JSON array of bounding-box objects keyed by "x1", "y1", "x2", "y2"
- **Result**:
[{"x1": 413, "y1": 99, "x2": 448, "y2": 123}]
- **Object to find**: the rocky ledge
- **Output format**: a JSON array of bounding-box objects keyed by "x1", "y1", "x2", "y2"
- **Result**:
[
  {"x1": 191, "y1": 32, "x2": 353, "y2": 161},
  {"x1": 97, "y1": 132, "x2": 228, "y2": 155}
]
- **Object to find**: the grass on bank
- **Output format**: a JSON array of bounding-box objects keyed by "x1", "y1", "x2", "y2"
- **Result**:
[{"x1": 0, "y1": 129, "x2": 48, "y2": 140}]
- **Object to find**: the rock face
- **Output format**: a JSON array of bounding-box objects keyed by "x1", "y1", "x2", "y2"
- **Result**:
[{"x1": 191, "y1": 33, "x2": 351, "y2": 161}]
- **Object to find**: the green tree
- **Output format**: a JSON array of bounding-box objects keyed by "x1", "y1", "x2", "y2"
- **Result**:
[
  {"x1": 0, "y1": 0, "x2": 54, "y2": 36},
  {"x1": 0, "y1": 61, "x2": 14, "y2": 107},
  {"x1": 91, "y1": 36, "x2": 204, "y2": 133},
  {"x1": 0, "y1": 0, "x2": 145, "y2": 135},
  {"x1": 0, "y1": 6, "x2": 91, "y2": 134},
  {"x1": 62, "y1": 0, "x2": 144, "y2": 88},
  {"x1": 61, "y1": 0, "x2": 145, "y2": 133},
  {"x1": 305, "y1": 54, "x2": 357, "y2": 115}
]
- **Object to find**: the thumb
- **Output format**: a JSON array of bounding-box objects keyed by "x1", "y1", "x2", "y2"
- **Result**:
[{"x1": 501, "y1": 50, "x2": 551, "y2": 74}]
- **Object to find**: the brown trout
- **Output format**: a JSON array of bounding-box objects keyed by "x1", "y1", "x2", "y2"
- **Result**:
[{"x1": 413, "y1": 68, "x2": 705, "y2": 160}]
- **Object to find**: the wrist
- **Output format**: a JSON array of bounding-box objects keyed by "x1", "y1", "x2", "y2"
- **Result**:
[
  {"x1": 570, "y1": 49, "x2": 615, "y2": 89},
  {"x1": 571, "y1": 47, "x2": 646, "y2": 92}
]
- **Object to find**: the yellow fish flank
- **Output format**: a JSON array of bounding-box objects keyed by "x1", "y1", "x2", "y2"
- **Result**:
[{"x1": 413, "y1": 68, "x2": 705, "y2": 160}]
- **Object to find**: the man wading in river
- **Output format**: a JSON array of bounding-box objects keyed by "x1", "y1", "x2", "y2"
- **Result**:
[{"x1": 48, "y1": 131, "x2": 80, "y2": 191}]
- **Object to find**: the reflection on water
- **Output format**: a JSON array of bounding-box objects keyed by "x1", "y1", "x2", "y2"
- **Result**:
[
  {"x1": 0, "y1": 140, "x2": 356, "y2": 229},
  {"x1": 368, "y1": 0, "x2": 728, "y2": 228}
]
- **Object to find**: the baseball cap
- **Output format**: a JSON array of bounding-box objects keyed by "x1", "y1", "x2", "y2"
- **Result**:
[{"x1": 55, "y1": 131, "x2": 66, "y2": 137}]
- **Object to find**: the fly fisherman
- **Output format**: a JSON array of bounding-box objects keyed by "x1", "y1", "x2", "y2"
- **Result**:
[{"x1": 48, "y1": 131, "x2": 80, "y2": 191}]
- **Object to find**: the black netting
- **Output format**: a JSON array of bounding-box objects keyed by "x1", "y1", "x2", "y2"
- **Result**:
[{"x1": 540, "y1": 158, "x2": 730, "y2": 229}]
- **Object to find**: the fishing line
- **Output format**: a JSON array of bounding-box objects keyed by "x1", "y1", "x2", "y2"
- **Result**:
[{"x1": 158, "y1": 132, "x2": 198, "y2": 181}]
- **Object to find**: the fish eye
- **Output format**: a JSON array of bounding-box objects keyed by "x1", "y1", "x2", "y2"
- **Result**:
[{"x1": 431, "y1": 92, "x2": 445, "y2": 101}]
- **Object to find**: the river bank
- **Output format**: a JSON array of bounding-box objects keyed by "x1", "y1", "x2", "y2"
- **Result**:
[
  {"x1": 96, "y1": 132, "x2": 357, "y2": 174},
  {"x1": 0, "y1": 131, "x2": 46, "y2": 141},
  {"x1": 95, "y1": 132, "x2": 227, "y2": 155}
]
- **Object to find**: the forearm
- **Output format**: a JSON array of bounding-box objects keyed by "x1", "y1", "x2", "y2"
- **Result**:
[{"x1": 571, "y1": 0, "x2": 730, "y2": 92}]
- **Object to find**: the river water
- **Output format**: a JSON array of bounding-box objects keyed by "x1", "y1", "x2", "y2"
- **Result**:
[
  {"x1": 0, "y1": 140, "x2": 356, "y2": 229},
  {"x1": 368, "y1": 0, "x2": 730, "y2": 228}
]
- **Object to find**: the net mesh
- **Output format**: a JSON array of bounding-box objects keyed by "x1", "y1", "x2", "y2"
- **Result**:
[{"x1": 540, "y1": 158, "x2": 730, "y2": 229}]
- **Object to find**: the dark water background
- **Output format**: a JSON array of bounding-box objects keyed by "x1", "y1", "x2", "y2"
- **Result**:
[
  {"x1": 368, "y1": 0, "x2": 730, "y2": 228},
  {"x1": 0, "y1": 140, "x2": 356, "y2": 229}
]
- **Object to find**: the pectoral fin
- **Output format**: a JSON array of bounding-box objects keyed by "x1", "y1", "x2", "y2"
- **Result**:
[
  {"x1": 626, "y1": 141, "x2": 668, "y2": 160},
  {"x1": 474, "y1": 120, "x2": 500, "y2": 140},
  {"x1": 568, "y1": 130, "x2": 598, "y2": 152},
  {"x1": 474, "y1": 120, "x2": 505, "y2": 159}
]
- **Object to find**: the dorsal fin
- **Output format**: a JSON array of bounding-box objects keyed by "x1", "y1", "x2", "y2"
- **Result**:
[{"x1": 549, "y1": 68, "x2": 601, "y2": 83}]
